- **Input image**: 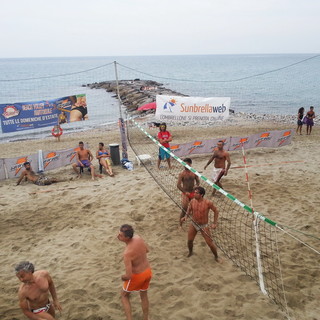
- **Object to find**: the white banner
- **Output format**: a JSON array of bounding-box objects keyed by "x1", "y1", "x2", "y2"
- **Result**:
[{"x1": 155, "y1": 95, "x2": 230, "y2": 123}]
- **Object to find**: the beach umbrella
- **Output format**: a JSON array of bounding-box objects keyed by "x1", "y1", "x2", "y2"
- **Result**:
[{"x1": 137, "y1": 102, "x2": 156, "y2": 111}]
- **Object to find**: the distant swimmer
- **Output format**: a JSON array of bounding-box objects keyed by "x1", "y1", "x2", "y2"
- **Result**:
[
  {"x1": 181, "y1": 186, "x2": 222, "y2": 263},
  {"x1": 16, "y1": 162, "x2": 58, "y2": 186},
  {"x1": 177, "y1": 158, "x2": 200, "y2": 227},
  {"x1": 204, "y1": 140, "x2": 231, "y2": 194},
  {"x1": 118, "y1": 224, "x2": 152, "y2": 320},
  {"x1": 15, "y1": 261, "x2": 62, "y2": 320}
]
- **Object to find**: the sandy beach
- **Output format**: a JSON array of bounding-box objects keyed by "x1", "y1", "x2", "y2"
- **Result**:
[{"x1": 0, "y1": 115, "x2": 319, "y2": 320}]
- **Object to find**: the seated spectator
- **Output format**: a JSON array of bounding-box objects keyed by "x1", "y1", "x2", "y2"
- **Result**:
[{"x1": 96, "y1": 142, "x2": 114, "y2": 176}]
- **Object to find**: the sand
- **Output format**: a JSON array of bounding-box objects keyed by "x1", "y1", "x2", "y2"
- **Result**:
[{"x1": 0, "y1": 117, "x2": 319, "y2": 320}]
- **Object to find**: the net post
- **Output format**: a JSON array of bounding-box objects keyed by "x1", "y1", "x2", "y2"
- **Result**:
[{"x1": 113, "y1": 61, "x2": 128, "y2": 159}]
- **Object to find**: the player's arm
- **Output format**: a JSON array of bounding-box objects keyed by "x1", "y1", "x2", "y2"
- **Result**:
[
  {"x1": 47, "y1": 272, "x2": 62, "y2": 312},
  {"x1": 181, "y1": 200, "x2": 193, "y2": 223},
  {"x1": 16, "y1": 171, "x2": 26, "y2": 186},
  {"x1": 88, "y1": 150, "x2": 94, "y2": 162},
  {"x1": 177, "y1": 173, "x2": 184, "y2": 192},
  {"x1": 204, "y1": 153, "x2": 216, "y2": 170},
  {"x1": 209, "y1": 201, "x2": 219, "y2": 228},
  {"x1": 121, "y1": 253, "x2": 133, "y2": 281},
  {"x1": 76, "y1": 151, "x2": 83, "y2": 166},
  {"x1": 225, "y1": 152, "x2": 231, "y2": 175},
  {"x1": 166, "y1": 132, "x2": 172, "y2": 143},
  {"x1": 195, "y1": 174, "x2": 200, "y2": 186}
]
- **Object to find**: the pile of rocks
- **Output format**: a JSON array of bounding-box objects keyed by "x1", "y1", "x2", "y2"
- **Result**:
[{"x1": 83, "y1": 79, "x2": 186, "y2": 113}]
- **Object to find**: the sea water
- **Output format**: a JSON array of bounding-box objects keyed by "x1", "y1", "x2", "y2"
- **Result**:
[{"x1": 0, "y1": 54, "x2": 319, "y2": 142}]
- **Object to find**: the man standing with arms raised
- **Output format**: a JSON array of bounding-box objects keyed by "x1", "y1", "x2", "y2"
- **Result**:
[
  {"x1": 118, "y1": 224, "x2": 152, "y2": 320},
  {"x1": 15, "y1": 261, "x2": 62, "y2": 319},
  {"x1": 204, "y1": 140, "x2": 231, "y2": 194}
]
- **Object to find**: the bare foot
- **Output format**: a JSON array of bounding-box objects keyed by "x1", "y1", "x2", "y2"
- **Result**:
[
  {"x1": 187, "y1": 252, "x2": 193, "y2": 258},
  {"x1": 215, "y1": 257, "x2": 223, "y2": 263}
]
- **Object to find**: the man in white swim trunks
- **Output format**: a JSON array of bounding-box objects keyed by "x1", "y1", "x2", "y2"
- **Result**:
[
  {"x1": 15, "y1": 261, "x2": 62, "y2": 319},
  {"x1": 204, "y1": 140, "x2": 231, "y2": 194}
]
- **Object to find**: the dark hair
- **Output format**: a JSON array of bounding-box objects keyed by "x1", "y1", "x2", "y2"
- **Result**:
[
  {"x1": 15, "y1": 261, "x2": 34, "y2": 274},
  {"x1": 159, "y1": 123, "x2": 167, "y2": 131},
  {"x1": 79, "y1": 141, "x2": 84, "y2": 145},
  {"x1": 183, "y1": 158, "x2": 192, "y2": 164},
  {"x1": 218, "y1": 140, "x2": 224, "y2": 145},
  {"x1": 99, "y1": 142, "x2": 104, "y2": 147},
  {"x1": 23, "y1": 162, "x2": 30, "y2": 166},
  {"x1": 298, "y1": 107, "x2": 304, "y2": 114},
  {"x1": 194, "y1": 186, "x2": 206, "y2": 196},
  {"x1": 120, "y1": 224, "x2": 134, "y2": 239}
]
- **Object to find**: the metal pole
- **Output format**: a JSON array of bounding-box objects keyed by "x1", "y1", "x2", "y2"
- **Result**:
[{"x1": 114, "y1": 61, "x2": 128, "y2": 160}]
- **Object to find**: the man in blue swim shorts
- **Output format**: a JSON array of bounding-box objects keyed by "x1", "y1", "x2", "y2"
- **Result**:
[{"x1": 72, "y1": 141, "x2": 96, "y2": 180}]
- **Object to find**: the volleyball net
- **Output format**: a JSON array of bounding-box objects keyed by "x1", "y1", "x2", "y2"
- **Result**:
[{"x1": 126, "y1": 117, "x2": 289, "y2": 313}]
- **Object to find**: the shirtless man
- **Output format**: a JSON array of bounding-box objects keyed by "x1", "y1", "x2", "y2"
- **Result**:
[
  {"x1": 204, "y1": 140, "x2": 231, "y2": 194},
  {"x1": 72, "y1": 141, "x2": 95, "y2": 180},
  {"x1": 177, "y1": 158, "x2": 200, "y2": 227},
  {"x1": 118, "y1": 224, "x2": 152, "y2": 320},
  {"x1": 181, "y1": 186, "x2": 221, "y2": 262},
  {"x1": 15, "y1": 261, "x2": 62, "y2": 320},
  {"x1": 16, "y1": 162, "x2": 58, "y2": 186}
]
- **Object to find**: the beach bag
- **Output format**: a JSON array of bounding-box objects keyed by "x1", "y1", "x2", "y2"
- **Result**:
[
  {"x1": 303, "y1": 116, "x2": 308, "y2": 124},
  {"x1": 121, "y1": 159, "x2": 134, "y2": 171}
]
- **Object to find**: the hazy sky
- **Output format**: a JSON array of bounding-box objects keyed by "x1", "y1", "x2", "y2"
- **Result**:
[{"x1": 1, "y1": 0, "x2": 319, "y2": 58}]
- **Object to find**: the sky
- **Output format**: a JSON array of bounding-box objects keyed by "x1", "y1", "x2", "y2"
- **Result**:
[{"x1": 1, "y1": 0, "x2": 320, "y2": 58}]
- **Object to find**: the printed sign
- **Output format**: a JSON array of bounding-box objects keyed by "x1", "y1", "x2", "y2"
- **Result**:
[
  {"x1": 0, "y1": 94, "x2": 87, "y2": 133},
  {"x1": 0, "y1": 159, "x2": 6, "y2": 180},
  {"x1": 4, "y1": 154, "x2": 38, "y2": 179},
  {"x1": 170, "y1": 129, "x2": 293, "y2": 157},
  {"x1": 155, "y1": 95, "x2": 230, "y2": 123}
]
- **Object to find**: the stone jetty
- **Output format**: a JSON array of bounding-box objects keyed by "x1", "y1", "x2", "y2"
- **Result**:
[
  {"x1": 83, "y1": 79, "x2": 187, "y2": 114},
  {"x1": 83, "y1": 80, "x2": 318, "y2": 126}
]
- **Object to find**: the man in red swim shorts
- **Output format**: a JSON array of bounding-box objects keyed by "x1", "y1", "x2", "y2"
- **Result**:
[
  {"x1": 118, "y1": 224, "x2": 152, "y2": 320},
  {"x1": 177, "y1": 158, "x2": 200, "y2": 227}
]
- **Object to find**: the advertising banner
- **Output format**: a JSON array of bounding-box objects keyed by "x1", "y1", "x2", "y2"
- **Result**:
[
  {"x1": 43, "y1": 144, "x2": 88, "y2": 171},
  {"x1": 171, "y1": 138, "x2": 230, "y2": 158},
  {"x1": 4, "y1": 154, "x2": 38, "y2": 179},
  {"x1": 0, "y1": 94, "x2": 87, "y2": 133},
  {"x1": 0, "y1": 159, "x2": 6, "y2": 180},
  {"x1": 171, "y1": 129, "x2": 293, "y2": 157},
  {"x1": 155, "y1": 95, "x2": 230, "y2": 123}
]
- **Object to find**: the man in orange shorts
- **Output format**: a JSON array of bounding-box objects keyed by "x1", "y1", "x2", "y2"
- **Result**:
[{"x1": 118, "y1": 224, "x2": 152, "y2": 320}]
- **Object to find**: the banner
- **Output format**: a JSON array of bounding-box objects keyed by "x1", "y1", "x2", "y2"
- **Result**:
[
  {"x1": 171, "y1": 138, "x2": 230, "y2": 158},
  {"x1": 4, "y1": 154, "x2": 38, "y2": 179},
  {"x1": 155, "y1": 95, "x2": 230, "y2": 123},
  {"x1": 0, "y1": 94, "x2": 87, "y2": 133},
  {"x1": 0, "y1": 159, "x2": 6, "y2": 180},
  {"x1": 171, "y1": 129, "x2": 294, "y2": 157},
  {"x1": 43, "y1": 144, "x2": 89, "y2": 171}
]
